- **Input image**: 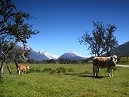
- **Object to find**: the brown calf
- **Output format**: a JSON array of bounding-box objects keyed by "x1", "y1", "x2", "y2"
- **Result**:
[{"x1": 17, "y1": 64, "x2": 29, "y2": 75}]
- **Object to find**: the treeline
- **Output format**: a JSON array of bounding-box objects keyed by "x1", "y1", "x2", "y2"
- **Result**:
[{"x1": 27, "y1": 58, "x2": 90, "y2": 64}]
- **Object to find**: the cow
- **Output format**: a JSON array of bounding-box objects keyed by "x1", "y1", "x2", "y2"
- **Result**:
[
  {"x1": 93, "y1": 55, "x2": 117, "y2": 77},
  {"x1": 17, "y1": 64, "x2": 29, "y2": 75}
]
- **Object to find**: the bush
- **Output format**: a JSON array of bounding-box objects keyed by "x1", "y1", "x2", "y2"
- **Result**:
[
  {"x1": 49, "y1": 70, "x2": 57, "y2": 74},
  {"x1": 56, "y1": 67, "x2": 67, "y2": 73},
  {"x1": 35, "y1": 69, "x2": 41, "y2": 72},
  {"x1": 67, "y1": 68, "x2": 74, "y2": 72},
  {"x1": 27, "y1": 68, "x2": 35, "y2": 73},
  {"x1": 43, "y1": 68, "x2": 52, "y2": 72}
]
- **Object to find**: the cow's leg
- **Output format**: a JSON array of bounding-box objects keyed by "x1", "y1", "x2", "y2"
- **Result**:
[
  {"x1": 93, "y1": 68, "x2": 95, "y2": 76},
  {"x1": 18, "y1": 70, "x2": 20, "y2": 75},
  {"x1": 108, "y1": 66, "x2": 114, "y2": 77},
  {"x1": 110, "y1": 69, "x2": 113, "y2": 77},
  {"x1": 108, "y1": 69, "x2": 112, "y2": 77},
  {"x1": 24, "y1": 71, "x2": 26, "y2": 74},
  {"x1": 22, "y1": 71, "x2": 23, "y2": 75},
  {"x1": 93, "y1": 65, "x2": 98, "y2": 77}
]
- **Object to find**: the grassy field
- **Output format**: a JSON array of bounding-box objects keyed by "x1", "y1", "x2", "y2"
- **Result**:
[
  {"x1": 119, "y1": 57, "x2": 129, "y2": 65},
  {"x1": 0, "y1": 63, "x2": 129, "y2": 97}
]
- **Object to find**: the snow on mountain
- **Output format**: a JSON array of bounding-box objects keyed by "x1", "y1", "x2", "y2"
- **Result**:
[
  {"x1": 12, "y1": 45, "x2": 85, "y2": 61},
  {"x1": 30, "y1": 50, "x2": 49, "y2": 61},
  {"x1": 30, "y1": 49, "x2": 59, "y2": 61},
  {"x1": 45, "y1": 53, "x2": 59, "y2": 59},
  {"x1": 69, "y1": 52, "x2": 82, "y2": 57},
  {"x1": 38, "y1": 50, "x2": 59, "y2": 59},
  {"x1": 30, "y1": 51, "x2": 85, "y2": 61},
  {"x1": 58, "y1": 52, "x2": 85, "y2": 60},
  {"x1": 20, "y1": 44, "x2": 31, "y2": 50},
  {"x1": 38, "y1": 49, "x2": 44, "y2": 54}
]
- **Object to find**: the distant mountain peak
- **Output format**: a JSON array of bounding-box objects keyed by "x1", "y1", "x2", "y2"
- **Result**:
[
  {"x1": 44, "y1": 53, "x2": 59, "y2": 59},
  {"x1": 30, "y1": 49, "x2": 59, "y2": 61},
  {"x1": 58, "y1": 52, "x2": 85, "y2": 60},
  {"x1": 69, "y1": 51, "x2": 82, "y2": 57},
  {"x1": 38, "y1": 49, "x2": 44, "y2": 54}
]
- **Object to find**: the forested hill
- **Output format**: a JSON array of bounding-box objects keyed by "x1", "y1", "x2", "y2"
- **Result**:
[{"x1": 112, "y1": 41, "x2": 129, "y2": 57}]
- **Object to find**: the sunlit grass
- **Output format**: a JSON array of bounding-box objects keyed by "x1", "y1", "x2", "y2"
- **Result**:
[
  {"x1": 0, "y1": 63, "x2": 129, "y2": 97},
  {"x1": 119, "y1": 57, "x2": 129, "y2": 65}
]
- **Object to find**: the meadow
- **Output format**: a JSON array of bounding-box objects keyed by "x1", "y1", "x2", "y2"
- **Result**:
[{"x1": 0, "y1": 63, "x2": 129, "y2": 97}]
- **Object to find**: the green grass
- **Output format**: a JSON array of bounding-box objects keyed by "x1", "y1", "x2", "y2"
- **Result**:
[
  {"x1": 119, "y1": 57, "x2": 129, "y2": 65},
  {"x1": 0, "y1": 63, "x2": 129, "y2": 97}
]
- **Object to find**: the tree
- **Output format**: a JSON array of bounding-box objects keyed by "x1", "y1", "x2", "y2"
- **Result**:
[
  {"x1": 0, "y1": 0, "x2": 39, "y2": 79},
  {"x1": 78, "y1": 21, "x2": 118, "y2": 57},
  {"x1": 8, "y1": 44, "x2": 31, "y2": 74}
]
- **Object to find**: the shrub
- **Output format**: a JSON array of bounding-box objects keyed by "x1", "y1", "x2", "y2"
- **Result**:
[
  {"x1": 43, "y1": 68, "x2": 52, "y2": 72},
  {"x1": 27, "y1": 68, "x2": 35, "y2": 73},
  {"x1": 35, "y1": 69, "x2": 41, "y2": 72},
  {"x1": 67, "y1": 68, "x2": 74, "y2": 72},
  {"x1": 56, "y1": 67, "x2": 66, "y2": 73},
  {"x1": 49, "y1": 70, "x2": 57, "y2": 74}
]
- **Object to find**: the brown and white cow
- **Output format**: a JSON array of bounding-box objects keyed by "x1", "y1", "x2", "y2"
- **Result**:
[
  {"x1": 17, "y1": 64, "x2": 29, "y2": 75},
  {"x1": 93, "y1": 55, "x2": 117, "y2": 77}
]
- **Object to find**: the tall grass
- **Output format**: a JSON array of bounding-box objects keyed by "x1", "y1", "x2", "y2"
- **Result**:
[{"x1": 0, "y1": 63, "x2": 129, "y2": 97}]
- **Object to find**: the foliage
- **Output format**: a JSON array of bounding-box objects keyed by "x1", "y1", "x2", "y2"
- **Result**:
[
  {"x1": 78, "y1": 21, "x2": 118, "y2": 57},
  {"x1": 0, "y1": 0, "x2": 39, "y2": 78},
  {"x1": 57, "y1": 58, "x2": 87, "y2": 64},
  {"x1": 28, "y1": 58, "x2": 89, "y2": 64},
  {"x1": 0, "y1": 63, "x2": 129, "y2": 97},
  {"x1": 7, "y1": 44, "x2": 31, "y2": 63},
  {"x1": 0, "y1": 0, "x2": 38, "y2": 58}
]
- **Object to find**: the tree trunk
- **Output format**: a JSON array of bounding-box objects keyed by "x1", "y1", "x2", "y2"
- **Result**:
[
  {"x1": 0, "y1": 60, "x2": 5, "y2": 79},
  {"x1": 5, "y1": 62, "x2": 12, "y2": 74},
  {"x1": 14, "y1": 60, "x2": 18, "y2": 74},
  {"x1": 0, "y1": 59, "x2": 12, "y2": 79}
]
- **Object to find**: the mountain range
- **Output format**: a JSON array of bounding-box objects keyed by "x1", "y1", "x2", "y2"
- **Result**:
[
  {"x1": 29, "y1": 41, "x2": 129, "y2": 61},
  {"x1": 30, "y1": 50, "x2": 85, "y2": 61},
  {"x1": 0, "y1": 41, "x2": 129, "y2": 61}
]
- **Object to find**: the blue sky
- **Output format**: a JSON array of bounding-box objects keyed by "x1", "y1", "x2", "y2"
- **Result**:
[{"x1": 12, "y1": 0, "x2": 129, "y2": 57}]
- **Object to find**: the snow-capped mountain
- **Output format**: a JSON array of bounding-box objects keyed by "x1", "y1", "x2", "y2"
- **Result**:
[
  {"x1": 38, "y1": 49, "x2": 44, "y2": 54},
  {"x1": 30, "y1": 51, "x2": 85, "y2": 61},
  {"x1": 44, "y1": 53, "x2": 59, "y2": 59},
  {"x1": 58, "y1": 52, "x2": 85, "y2": 60},
  {"x1": 29, "y1": 49, "x2": 59, "y2": 61}
]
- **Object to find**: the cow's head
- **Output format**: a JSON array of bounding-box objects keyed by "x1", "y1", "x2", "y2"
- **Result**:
[
  {"x1": 26, "y1": 65, "x2": 29, "y2": 69},
  {"x1": 112, "y1": 55, "x2": 118, "y2": 64}
]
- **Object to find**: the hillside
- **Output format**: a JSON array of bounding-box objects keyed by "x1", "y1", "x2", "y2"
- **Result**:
[{"x1": 112, "y1": 41, "x2": 129, "y2": 57}]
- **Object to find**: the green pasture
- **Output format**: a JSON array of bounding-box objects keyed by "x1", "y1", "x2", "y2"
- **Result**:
[
  {"x1": 0, "y1": 63, "x2": 129, "y2": 97},
  {"x1": 119, "y1": 57, "x2": 129, "y2": 65}
]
